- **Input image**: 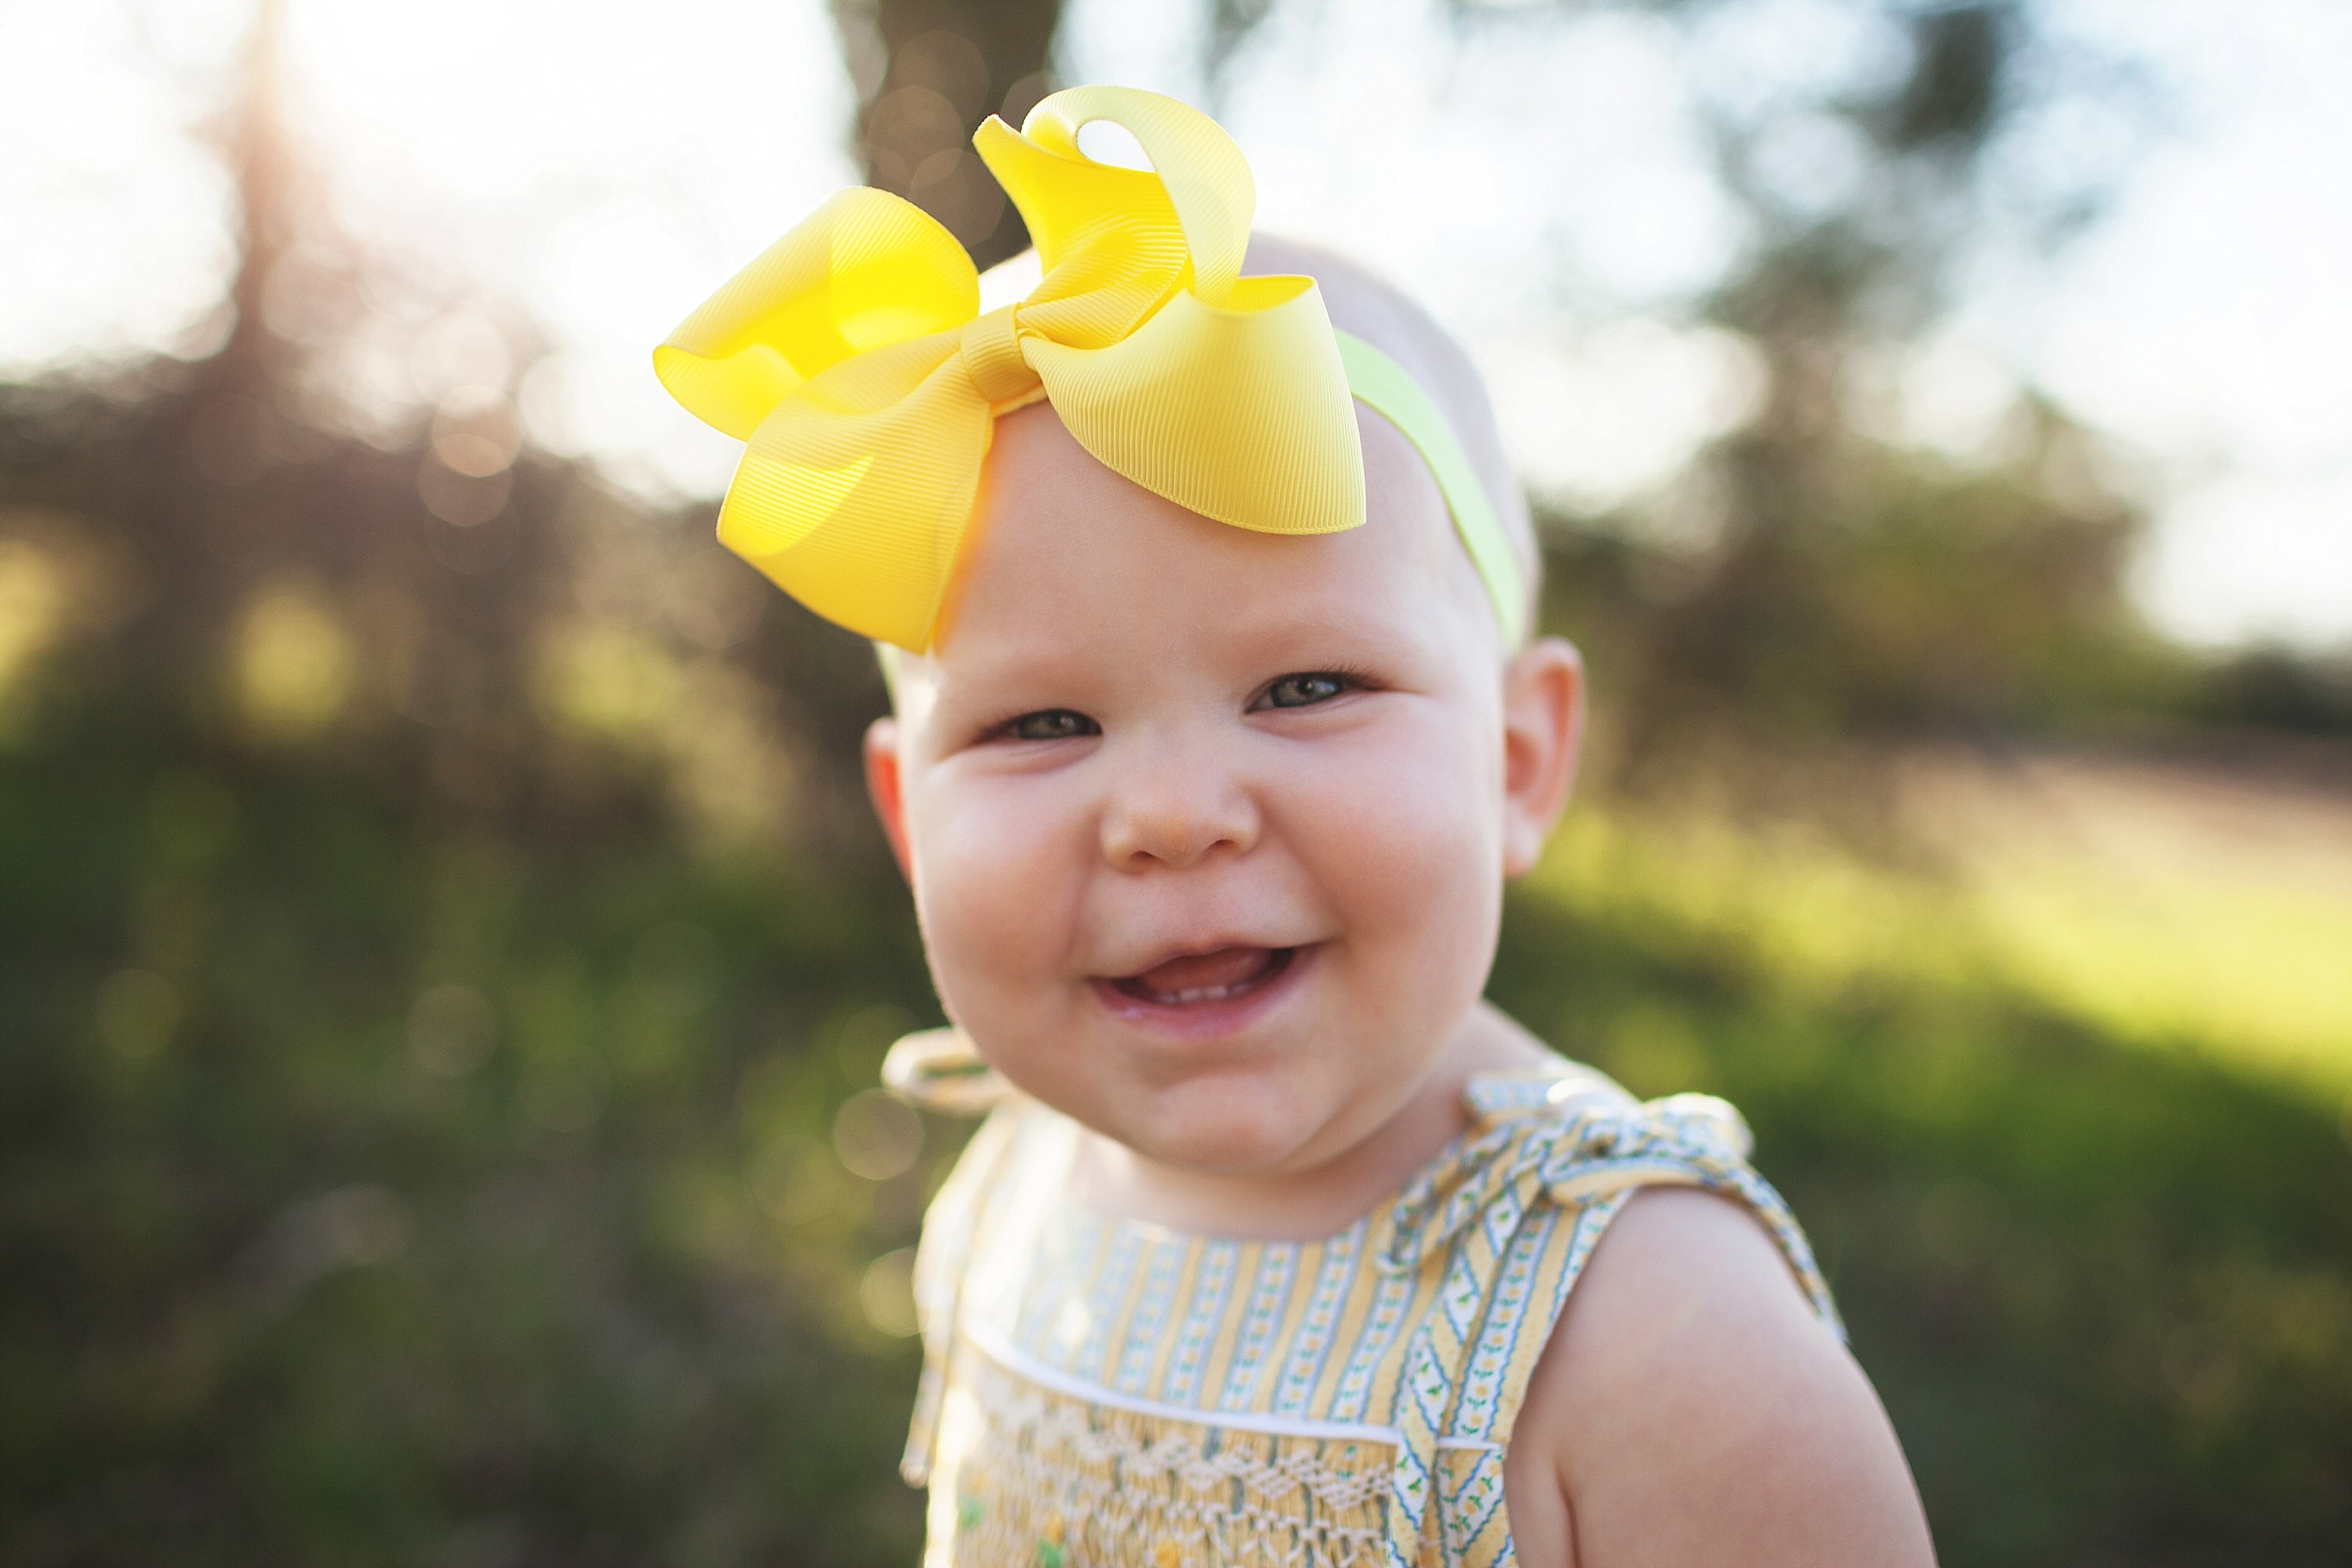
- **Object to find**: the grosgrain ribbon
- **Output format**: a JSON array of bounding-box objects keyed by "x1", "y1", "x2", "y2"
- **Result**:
[
  {"x1": 655, "y1": 85, "x2": 1524, "y2": 651},
  {"x1": 653, "y1": 86, "x2": 1361, "y2": 651}
]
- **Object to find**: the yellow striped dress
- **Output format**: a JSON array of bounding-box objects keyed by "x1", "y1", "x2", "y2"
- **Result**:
[{"x1": 890, "y1": 1049, "x2": 1838, "y2": 1568}]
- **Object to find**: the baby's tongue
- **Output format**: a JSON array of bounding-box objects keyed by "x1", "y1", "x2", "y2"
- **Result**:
[{"x1": 1131, "y1": 947, "x2": 1274, "y2": 999}]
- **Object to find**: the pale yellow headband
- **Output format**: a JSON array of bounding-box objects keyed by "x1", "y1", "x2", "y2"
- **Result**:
[{"x1": 654, "y1": 85, "x2": 1525, "y2": 652}]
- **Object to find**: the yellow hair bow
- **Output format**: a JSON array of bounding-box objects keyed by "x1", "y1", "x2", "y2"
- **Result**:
[{"x1": 656, "y1": 85, "x2": 1523, "y2": 651}]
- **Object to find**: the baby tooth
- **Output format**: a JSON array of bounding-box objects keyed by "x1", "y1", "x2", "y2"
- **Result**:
[{"x1": 1148, "y1": 980, "x2": 1246, "y2": 1006}]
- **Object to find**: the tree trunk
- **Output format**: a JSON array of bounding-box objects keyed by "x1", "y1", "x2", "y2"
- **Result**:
[{"x1": 831, "y1": 0, "x2": 1066, "y2": 270}]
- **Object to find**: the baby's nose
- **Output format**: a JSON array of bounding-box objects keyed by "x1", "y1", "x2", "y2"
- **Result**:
[{"x1": 1098, "y1": 744, "x2": 1261, "y2": 871}]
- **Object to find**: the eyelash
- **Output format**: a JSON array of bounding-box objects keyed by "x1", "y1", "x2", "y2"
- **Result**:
[
  {"x1": 988, "y1": 709, "x2": 1100, "y2": 742},
  {"x1": 1251, "y1": 668, "x2": 1371, "y2": 711},
  {"x1": 982, "y1": 667, "x2": 1374, "y2": 742}
]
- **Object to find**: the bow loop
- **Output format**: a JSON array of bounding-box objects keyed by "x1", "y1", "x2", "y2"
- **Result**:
[
  {"x1": 654, "y1": 188, "x2": 977, "y2": 442},
  {"x1": 973, "y1": 117, "x2": 1191, "y2": 321},
  {"x1": 1000, "y1": 84, "x2": 1255, "y2": 305}
]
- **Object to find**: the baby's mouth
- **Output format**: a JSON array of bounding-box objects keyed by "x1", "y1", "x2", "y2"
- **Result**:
[{"x1": 1112, "y1": 946, "x2": 1296, "y2": 1006}]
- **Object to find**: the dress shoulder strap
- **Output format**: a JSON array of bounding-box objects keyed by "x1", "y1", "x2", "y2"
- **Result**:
[{"x1": 1368, "y1": 1064, "x2": 1839, "y2": 1568}]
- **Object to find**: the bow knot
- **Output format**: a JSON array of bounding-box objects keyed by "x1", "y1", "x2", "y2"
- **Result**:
[{"x1": 958, "y1": 305, "x2": 1041, "y2": 407}]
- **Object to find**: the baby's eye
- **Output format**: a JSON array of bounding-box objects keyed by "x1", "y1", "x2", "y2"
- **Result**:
[
  {"x1": 997, "y1": 709, "x2": 1099, "y2": 741},
  {"x1": 1256, "y1": 672, "x2": 1352, "y2": 710}
]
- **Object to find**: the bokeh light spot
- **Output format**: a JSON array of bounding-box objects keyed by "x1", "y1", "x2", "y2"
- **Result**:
[
  {"x1": 832, "y1": 1088, "x2": 922, "y2": 1182},
  {"x1": 418, "y1": 456, "x2": 512, "y2": 527},
  {"x1": 859, "y1": 1247, "x2": 920, "y2": 1338},
  {"x1": 430, "y1": 386, "x2": 523, "y2": 477},
  {"x1": 0, "y1": 537, "x2": 70, "y2": 733},
  {"x1": 534, "y1": 619, "x2": 681, "y2": 745},
  {"x1": 231, "y1": 583, "x2": 355, "y2": 741},
  {"x1": 750, "y1": 1132, "x2": 852, "y2": 1228}
]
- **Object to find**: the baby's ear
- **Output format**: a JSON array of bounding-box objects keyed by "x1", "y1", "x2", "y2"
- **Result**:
[
  {"x1": 863, "y1": 717, "x2": 915, "y2": 882},
  {"x1": 1499, "y1": 638, "x2": 1584, "y2": 878}
]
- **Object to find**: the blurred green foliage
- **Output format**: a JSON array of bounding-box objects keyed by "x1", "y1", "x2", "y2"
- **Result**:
[
  {"x1": 1544, "y1": 404, "x2": 2182, "y2": 764},
  {"x1": 2, "y1": 718, "x2": 944, "y2": 1564}
]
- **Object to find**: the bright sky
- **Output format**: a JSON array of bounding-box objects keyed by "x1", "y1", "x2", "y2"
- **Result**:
[{"x1": 2, "y1": 0, "x2": 2344, "y2": 648}]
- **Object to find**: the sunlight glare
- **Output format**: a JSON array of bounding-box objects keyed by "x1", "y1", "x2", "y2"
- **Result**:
[{"x1": 0, "y1": 2, "x2": 240, "y2": 370}]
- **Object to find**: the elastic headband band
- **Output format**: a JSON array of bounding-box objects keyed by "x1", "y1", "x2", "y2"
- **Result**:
[{"x1": 1336, "y1": 330, "x2": 1526, "y2": 647}]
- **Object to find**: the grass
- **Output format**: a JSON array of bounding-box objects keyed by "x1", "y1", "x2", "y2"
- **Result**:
[{"x1": 1535, "y1": 757, "x2": 2352, "y2": 1107}]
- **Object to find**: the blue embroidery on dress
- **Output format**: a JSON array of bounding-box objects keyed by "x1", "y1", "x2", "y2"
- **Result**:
[{"x1": 1218, "y1": 1242, "x2": 1301, "y2": 1411}]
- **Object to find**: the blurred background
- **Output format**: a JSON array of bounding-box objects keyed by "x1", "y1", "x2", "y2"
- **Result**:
[{"x1": 3, "y1": 0, "x2": 2348, "y2": 1563}]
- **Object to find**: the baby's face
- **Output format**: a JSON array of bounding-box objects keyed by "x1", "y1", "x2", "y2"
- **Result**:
[{"x1": 867, "y1": 402, "x2": 1576, "y2": 1179}]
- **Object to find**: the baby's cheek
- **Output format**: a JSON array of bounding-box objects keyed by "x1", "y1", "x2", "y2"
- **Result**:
[
  {"x1": 910, "y1": 777, "x2": 1085, "y2": 1005},
  {"x1": 1302, "y1": 725, "x2": 1502, "y2": 937}
]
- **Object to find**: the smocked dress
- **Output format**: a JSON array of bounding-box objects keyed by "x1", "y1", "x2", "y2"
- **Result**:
[{"x1": 890, "y1": 1047, "x2": 1838, "y2": 1568}]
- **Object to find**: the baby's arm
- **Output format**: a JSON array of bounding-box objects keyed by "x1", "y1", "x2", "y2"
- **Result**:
[{"x1": 1502, "y1": 1188, "x2": 1936, "y2": 1568}]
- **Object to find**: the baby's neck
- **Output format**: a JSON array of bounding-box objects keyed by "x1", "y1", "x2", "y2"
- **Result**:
[{"x1": 1070, "y1": 1002, "x2": 1553, "y2": 1243}]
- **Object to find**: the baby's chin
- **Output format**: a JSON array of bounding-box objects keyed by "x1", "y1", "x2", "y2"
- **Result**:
[{"x1": 1081, "y1": 1070, "x2": 1358, "y2": 1178}]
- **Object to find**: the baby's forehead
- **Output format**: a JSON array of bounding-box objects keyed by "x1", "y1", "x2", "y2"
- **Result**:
[
  {"x1": 974, "y1": 396, "x2": 1468, "y2": 603},
  {"x1": 910, "y1": 400, "x2": 1494, "y2": 689}
]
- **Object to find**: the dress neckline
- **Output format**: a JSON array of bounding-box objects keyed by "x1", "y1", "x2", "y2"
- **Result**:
[{"x1": 1038, "y1": 1059, "x2": 1622, "y2": 1251}]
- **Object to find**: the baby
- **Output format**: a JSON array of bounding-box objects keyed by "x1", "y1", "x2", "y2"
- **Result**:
[{"x1": 660, "y1": 87, "x2": 1933, "y2": 1568}]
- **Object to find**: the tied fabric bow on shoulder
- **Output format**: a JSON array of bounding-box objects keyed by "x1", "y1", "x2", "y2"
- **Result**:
[
  {"x1": 655, "y1": 86, "x2": 1364, "y2": 652},
  {"x1": 655, "y1": 85, "x2": 1525, "y2": 652}
]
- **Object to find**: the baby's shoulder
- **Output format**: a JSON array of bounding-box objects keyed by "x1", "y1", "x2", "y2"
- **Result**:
[{"x1": 1495, "y1": 1116, "x2": 1935, "y2": 1567}]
